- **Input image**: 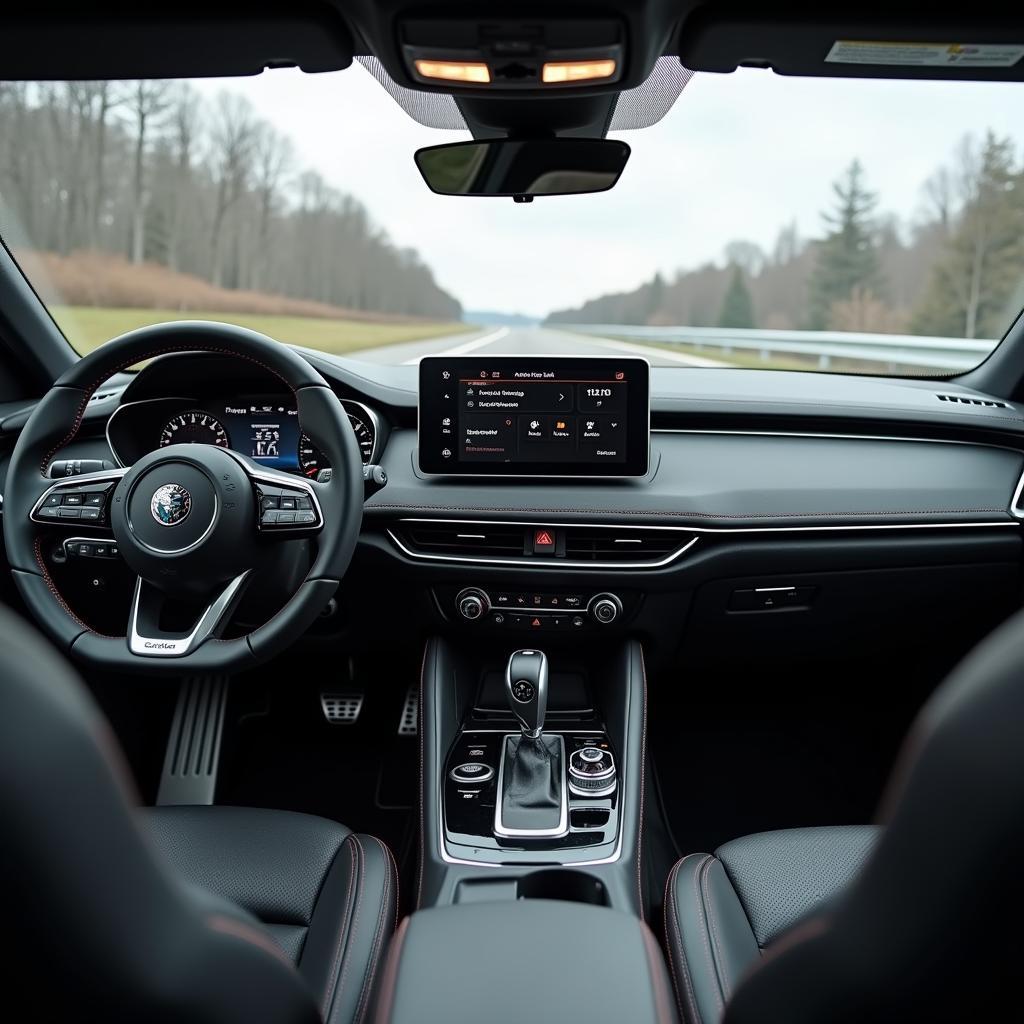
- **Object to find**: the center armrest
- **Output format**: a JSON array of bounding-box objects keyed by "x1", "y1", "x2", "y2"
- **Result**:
[{"x1": 375, "y1": 900, "x2": 677, "y2": 1024}]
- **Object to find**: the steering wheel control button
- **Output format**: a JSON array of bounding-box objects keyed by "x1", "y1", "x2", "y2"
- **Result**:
[
  {"x1": 450, "y1": 762, "x2": 495, "y2": 785},
  {"x1": 512, "y1": 679, "x2": 536, "y2": 703},
  {"x1": 254, "y1": 482, "x2": 321, "y2": 533}
]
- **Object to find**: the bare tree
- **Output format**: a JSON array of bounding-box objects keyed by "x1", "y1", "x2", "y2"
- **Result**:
[
  {"x1": 126, "y1": 81, "x2": 172, "y2": 264},
  {"x1": 208, "y1": 92, "x2": 257, "y2": 287},
  {"x1": 249, "y1": 123, "x2": 293, "y2": 289}
]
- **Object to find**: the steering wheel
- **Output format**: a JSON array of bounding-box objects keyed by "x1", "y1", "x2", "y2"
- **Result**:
[{"x1": 3, "y1": 322, "x2": 364, "y2": 674}]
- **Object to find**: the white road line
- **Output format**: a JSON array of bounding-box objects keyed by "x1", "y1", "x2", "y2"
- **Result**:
[
  {"x1": 564, "y1": 333, "x2": 730, "y2": 367},
  {"x1": 402, "y1": 326, "x2": 510, "y2": 364}
]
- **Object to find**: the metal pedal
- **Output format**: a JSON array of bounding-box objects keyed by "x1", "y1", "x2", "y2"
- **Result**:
[
  {"x1": 157, "y1": 676, "x2": 228, "y2": 806},
  {"x1": 398, "y1": 685, "x2": 419, "y2": 736},
  {"x1": 321, "y1": 693, "x2": 363, "y2": 725}
]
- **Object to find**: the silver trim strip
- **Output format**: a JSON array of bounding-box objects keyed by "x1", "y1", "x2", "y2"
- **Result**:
[
  {"x1": 492, "y1": 733, "x2": 569, "y2": 839},
  {"x1": 128, "y1": 571, "x2": 250, "y2": 657},
  {"x1": 653, "y1": 427, "x2": 1024, "y2": 454},
  {"x1": 387, "y1": 526, "x2": 699, "y2": 570},
  {"x1": 1011, "y1": 465, "x2": 1024, "y2": 520}
]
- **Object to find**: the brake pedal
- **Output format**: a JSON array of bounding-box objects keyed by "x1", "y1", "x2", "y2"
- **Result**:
[
  {"x1": 398, "y1": 685, "x2": 418, "y2": 736},
  {"x1": 320, "y1": 693, "x2": 363, "y2": 725}
]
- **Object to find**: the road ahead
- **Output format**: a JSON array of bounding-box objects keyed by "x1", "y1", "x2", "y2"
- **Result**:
[{"x1": 351, "y1": 324, "x2": 727, "y2": 368}]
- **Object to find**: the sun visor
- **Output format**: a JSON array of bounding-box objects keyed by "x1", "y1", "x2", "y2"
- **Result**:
[
  {"x1": 678, "y1": 6, "x2": 1024, "y2": 82},
  {"x1": 0, "y1": 4, "x2": 354, "y2": 80}
]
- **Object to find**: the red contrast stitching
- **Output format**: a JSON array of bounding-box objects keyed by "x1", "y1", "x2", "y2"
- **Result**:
[
  {"x1": 352, "y1": 837, "x2": 395, "y2": 1024},
  {"x1": 690, "y1": 854, "x2": 723, "y2": 1014},
  {"x1": 40, "y1": 343, "x2": 297, "y2": 474},
  {"x1": 322, "y1": 834, "x2": 359, "y2": 1017},
  {"x1": 701, "y1": 856, "x2": 733, "y2": 999},
  {"x1": 332, "y1": 834, "x2": 367, "y2": 1015},
  {"x1": 664, "y1": 858, "x2": 701, "y2": 1024}
]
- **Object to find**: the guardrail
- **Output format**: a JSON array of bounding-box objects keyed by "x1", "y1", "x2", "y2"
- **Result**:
[{"x1": 559, "y1": 323, "x2": 997, "y2": 371}]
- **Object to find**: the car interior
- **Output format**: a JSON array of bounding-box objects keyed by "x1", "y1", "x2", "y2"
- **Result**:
[{"x1": 3, "y1": 3, "x2": 1024, "y2": 1022}]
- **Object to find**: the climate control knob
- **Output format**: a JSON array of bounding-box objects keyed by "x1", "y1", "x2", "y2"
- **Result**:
[
  {"x1": 588, "y1": 593, "x2": 622, "y2": 625},
  {"x1": 456, "y1": 587, "x2": 490, "y2": 621}
]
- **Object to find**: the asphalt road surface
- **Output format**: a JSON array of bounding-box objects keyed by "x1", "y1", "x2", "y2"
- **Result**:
[{"x1": 350, "y1": 325, "x2": 727, "y2": 368}]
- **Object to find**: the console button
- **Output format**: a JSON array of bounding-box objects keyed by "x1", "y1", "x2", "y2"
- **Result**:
[
  {"x1": 571, "y1": 615, "x2": 585, "y2": 628},
  {"x1": 532, "y1": 528, "x2": 556, "y2": 555},
  {"x1": 450, "y1": 762, "x2": 495, "y2": 784}
]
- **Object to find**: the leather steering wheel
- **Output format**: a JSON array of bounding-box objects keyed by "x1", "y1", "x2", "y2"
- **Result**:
[{"x1": 3, "y1": 322, "x2": 364, "y2": 674}]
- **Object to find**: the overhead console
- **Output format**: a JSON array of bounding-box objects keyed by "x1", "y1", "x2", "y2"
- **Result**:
[{"x1": 418, "y1": 356, "x2": 650, "y2": 477}]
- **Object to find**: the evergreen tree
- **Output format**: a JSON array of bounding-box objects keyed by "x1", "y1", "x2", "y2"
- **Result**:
[
  {"x1": 717, "y1": 265, "x2": 756, "y2": 328},
  {"x1": 806, "y1": 160, "x2": 881, "y2": 329},
  {"x1": 911, "y1": 132, "x2": 1024, "y2": 339}
]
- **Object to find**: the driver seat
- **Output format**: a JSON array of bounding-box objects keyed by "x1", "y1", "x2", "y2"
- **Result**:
[{"x1": 0, "y1": 603, "x2": 396, "y2": 1023}]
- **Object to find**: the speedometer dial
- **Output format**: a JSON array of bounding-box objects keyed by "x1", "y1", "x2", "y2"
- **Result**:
[{"x1": 159, "y1": 411, "x2": 230, "y2": 449}]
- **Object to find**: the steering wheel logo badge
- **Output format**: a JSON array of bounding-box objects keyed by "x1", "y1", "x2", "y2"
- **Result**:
[{"x1": 150, "y1": 483, "x2": 192, "y2": 527}]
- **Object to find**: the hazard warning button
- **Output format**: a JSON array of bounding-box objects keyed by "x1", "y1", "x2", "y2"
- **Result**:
[{"x1": 533, "y1": 528, "x2": 556, "y2": 555}]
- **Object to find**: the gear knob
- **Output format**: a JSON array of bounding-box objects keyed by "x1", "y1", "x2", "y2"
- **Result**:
[{"x1": 505, "y1": 649, "x2": 548, "y2": 739}]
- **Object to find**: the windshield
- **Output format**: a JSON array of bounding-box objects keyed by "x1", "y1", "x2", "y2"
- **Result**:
[{"x1": 1, "y1": 65, "x2": 1022, "y2": 374}]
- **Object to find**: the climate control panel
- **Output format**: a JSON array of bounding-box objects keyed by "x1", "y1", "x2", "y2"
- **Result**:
[{"x1": 451, "y1": 586, "x2": 626, "y2": 631}]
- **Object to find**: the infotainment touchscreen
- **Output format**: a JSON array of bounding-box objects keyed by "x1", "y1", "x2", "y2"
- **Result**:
[{"x1": 418, "y1": 356, "x2": 650, "y2": 477}]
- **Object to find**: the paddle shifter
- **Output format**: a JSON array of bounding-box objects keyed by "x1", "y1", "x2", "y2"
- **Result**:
[
  {"x1": 495, "y1": 649, "x2": 567, "y2": 837},
  {"x1": 505, "y1": 649, "x2": 548, "y2": 738}
]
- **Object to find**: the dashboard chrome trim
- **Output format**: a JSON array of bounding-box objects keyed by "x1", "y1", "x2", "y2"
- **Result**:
[{"x1": 387, "y1": 523, "x2": 699, "y2": 570}]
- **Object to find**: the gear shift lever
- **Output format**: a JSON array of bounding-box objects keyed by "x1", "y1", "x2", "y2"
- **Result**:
[
  {"x1": 505, "y1": 649, "x2": 548, "y2": 739},
  {"x1": 495, "y1": 649, "x2": 565, "y2": 837}
]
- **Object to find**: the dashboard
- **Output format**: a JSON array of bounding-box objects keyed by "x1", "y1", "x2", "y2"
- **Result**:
[{"x1": 107, "y1": 394, "x2": 380, "y2": 476}]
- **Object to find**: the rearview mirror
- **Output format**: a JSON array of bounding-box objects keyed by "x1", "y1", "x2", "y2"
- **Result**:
[{"x1": 414, "y1": 138, "x2": 630, "y2": 199}]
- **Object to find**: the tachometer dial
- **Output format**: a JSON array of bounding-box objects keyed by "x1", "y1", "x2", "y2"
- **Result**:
[
  {"x1": 346, "y1": 411, "x2": 375, "y2": 465},
  {"x1": 159, "y1": 411, "x2": 230, "y2": 449},
  {"x1": 298, "y1": 411, "x2": 375, "y2": 477}
]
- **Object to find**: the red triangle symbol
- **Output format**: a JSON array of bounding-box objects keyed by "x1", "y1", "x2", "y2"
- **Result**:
[
  {"x1": 531, "y1": 618, "x2": 541, "y2": 627},
  {"x1": 536, "y1": 531, "x2": 553, "y2": 546}
]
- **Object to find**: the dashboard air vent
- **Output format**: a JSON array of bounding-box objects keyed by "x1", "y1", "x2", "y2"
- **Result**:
[
  {"x1": 403, "y1": 522, "x2": 525, "y2": 557},
  {"x1": 936, "y1": 393, "x2": 1008, "y2": 409},
  {"x1": 563, "y1": 526, "x2": 691, "y2": 563}
]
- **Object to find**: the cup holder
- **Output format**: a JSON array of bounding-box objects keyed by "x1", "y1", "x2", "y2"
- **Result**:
[{"x1": 517, "y1": 868, "x2": 610, "y2": 906}]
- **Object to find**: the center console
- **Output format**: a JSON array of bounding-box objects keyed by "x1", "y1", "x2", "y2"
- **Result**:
[{"x1": 416, "y1": 633, "x2": 647, "y2": 912}]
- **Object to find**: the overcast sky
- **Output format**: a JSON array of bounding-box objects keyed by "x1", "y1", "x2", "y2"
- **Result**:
[{"x1": 192, "y1": 64, "x2": 1023, "y2": 319}]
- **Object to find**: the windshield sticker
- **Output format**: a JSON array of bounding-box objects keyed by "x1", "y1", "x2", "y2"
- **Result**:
[{"x1": 825, "y1": 41, "x2": 1024, "y2": 68}]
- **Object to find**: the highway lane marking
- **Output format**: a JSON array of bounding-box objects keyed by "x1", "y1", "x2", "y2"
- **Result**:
[{"x1": 402, "y1": 326, "x2": 509, "y2": 364}]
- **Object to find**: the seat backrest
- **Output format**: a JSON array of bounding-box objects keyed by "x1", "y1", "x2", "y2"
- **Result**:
[
  {"x1": 724, "y1": 603, "x2": 1024, "y2": 1022},
  {"x1": 0, "y1": 603, "x2": 319, "y2": 1023}
]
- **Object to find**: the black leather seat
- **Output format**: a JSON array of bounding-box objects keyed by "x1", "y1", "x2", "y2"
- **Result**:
[
  {"x1": 0, "y1": 603, "x2": 396, "y2": 1023},
  {"x1": 664, "y1": 606, "x2": 1024, "y2": 1023}
]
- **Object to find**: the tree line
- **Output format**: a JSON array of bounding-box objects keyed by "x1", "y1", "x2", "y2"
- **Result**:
[
  {"x1": 0, "y1": 81, "x2": 461, "y2": 320},
  {"x1": 547, "y1": 131, "x2": 1024, "y2": 340}
]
